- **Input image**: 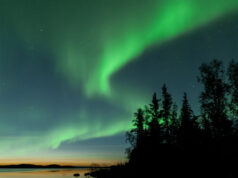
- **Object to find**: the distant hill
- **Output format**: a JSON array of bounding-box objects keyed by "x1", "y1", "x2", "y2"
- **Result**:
[
  {"x1": 0, "y1": 164, "x2": 75, "y2": 168},
  {"x1": 0, "y1": 164, "x2": 108, "y2": 169}
]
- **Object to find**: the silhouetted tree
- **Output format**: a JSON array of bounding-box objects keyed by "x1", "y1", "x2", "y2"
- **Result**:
[
  {"x1": 125, "y1": 130, "x2": 136, "y2": 161},
  {"x1": 228, "y1": 60, "x2": 238, "y2": 118},
  {"x1": 133, "y1": 108, "x2": 144, "y2": 148},
  {"x1": 198, "y1": 60, "x2": 232, "y2": 138},
  {"x1": 126, "y1": 108, "x2": 145, "y2": 164},
  {"x1": 227, "y1": 60, "x2": 238, "y2": 170},
  {"x1": 148, "y1": 93, "x2": 161, "y2": 144},
  {"x1": 197, "y1": 60, "x2": 235, "y2": 178},
  {"x1": 179, "y1": 93, "x2": 196, "y2": 147},
  {"x1": 200, "y1": 114, "x2": 212, "y2": 144},
  {"x1": 161, "y1": 84, "x2": 173, "y2": 144},
  {"x1": 170, "y1": 103, "x2": 180, "y2": 144}
]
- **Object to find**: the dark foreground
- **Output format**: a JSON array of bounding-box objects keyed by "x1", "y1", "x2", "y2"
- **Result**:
[{"x1": 88, "y1": 154, "x2": 238, "y2": 178}]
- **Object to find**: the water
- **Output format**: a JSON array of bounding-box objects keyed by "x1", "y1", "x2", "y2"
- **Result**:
[{"x1": 0, "y1": 168, "x2": 92, "y2": 177}]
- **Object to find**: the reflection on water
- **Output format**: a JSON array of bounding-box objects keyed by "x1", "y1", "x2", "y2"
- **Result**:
[{"x1": 0, "y1": 168, "x2": 92, "y2": 177}]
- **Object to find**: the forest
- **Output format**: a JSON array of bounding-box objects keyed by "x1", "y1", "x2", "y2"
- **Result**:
[{"x1": 89, "y1": 59, "x2": 238, "y2": 178}]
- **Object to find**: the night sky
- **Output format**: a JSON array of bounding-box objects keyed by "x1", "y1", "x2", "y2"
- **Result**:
[{"x1": 0, "y1": 0, "x2": 238, "y2": 165}]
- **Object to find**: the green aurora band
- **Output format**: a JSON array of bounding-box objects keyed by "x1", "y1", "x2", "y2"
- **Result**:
[
  {"x1": 0, "y1": 0, "x2": 238, "y2": 157},
  {"x1": 60, "y1": 0, "x2": 238, "y2": 97},
  {"x1": 2, "y1": 0, "x2": 238, "y2": 97}
]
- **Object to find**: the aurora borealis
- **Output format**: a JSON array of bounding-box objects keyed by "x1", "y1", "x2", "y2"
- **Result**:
[{"x1": 0, "y1": 0, "x2": 238, "y2": 165}]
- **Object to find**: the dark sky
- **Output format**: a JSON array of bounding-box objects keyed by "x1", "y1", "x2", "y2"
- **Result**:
[{"x1": 0, "y1": 0, "x2": 238, "y2": 165}]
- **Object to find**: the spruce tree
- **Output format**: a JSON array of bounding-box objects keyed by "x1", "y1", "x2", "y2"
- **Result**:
[
  {"x1": 170, "y1": 103, "x2": 179, "y2": 144},
  {"x1": 148, "y1": 93, "x2": 161, "y2": 144},
  {"x1": 133, "y1": 108, "x2": 144, "y2": 148},
  {"x1": 161, "y1": 85, "x2": 173, "y2": 144},
  {"x1": 180, "y1": 93, "x2": 194, "y2": 147},
  {"x1": 126, "y1": 108, "x2": 145, "y2": 164}
]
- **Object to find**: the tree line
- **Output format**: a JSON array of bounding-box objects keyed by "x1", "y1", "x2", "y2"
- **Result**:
[{"x1": 125, "y1": 59, "x2": 238, "y2": 178}]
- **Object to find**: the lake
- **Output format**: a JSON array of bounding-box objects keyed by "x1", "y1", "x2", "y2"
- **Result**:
[{"x1": 0, "y1": 168, "x2": 92, "y2": 177}]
